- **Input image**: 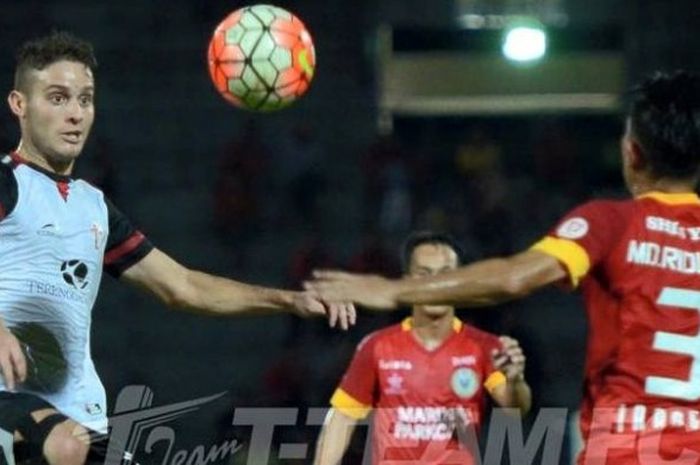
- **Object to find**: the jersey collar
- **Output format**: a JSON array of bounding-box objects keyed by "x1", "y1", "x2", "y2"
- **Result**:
[
  {"x1": 401, "y1": 317, "x2": 463, "y2": 333},
  {"x1": 637, "y1": 191, "x2": 700, "y2": 205},
  {"x1": 10, "y1": 152, "x2": 73, "y2": 183}
]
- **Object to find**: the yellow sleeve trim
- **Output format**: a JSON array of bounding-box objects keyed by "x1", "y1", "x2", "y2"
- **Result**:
[
  {"x1": 330, "y1": 388, "x2": 372, "y2": 419},
  {"x1": 484, "y1": 371, "x2": 507, "y2": 394},
  {"x1": 530, "y1": 236, "x2": 591, "y2": 288}
]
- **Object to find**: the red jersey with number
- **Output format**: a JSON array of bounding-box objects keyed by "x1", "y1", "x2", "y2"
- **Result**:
[
  {"x1": 532, "y1": 192, "x2": 700, "y2": 464},
  {"x1": 330, "y1": 318, "x2": 505, "y2": 465}
]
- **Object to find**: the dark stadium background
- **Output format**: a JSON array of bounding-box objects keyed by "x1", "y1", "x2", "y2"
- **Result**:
[{"x1": 0, "y1": 1, "x2": 698, "y2": 464}]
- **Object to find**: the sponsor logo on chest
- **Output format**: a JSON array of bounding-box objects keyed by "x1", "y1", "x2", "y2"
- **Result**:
[
  {"x1": 451, "y1": 355, "x2": 477, "y2": 367},
  {"x1": 384, "y1": 372, "x2": 406, "y2": 395},
  {"x1": 379, "y1": 359, "x2": 413, "y2": 371},
  {"x1": 393, "y1": 406, "x2": 477, "y2": 441},
  {"x1": 34, "y1": 220, "x2": 106, "y2": 250}
]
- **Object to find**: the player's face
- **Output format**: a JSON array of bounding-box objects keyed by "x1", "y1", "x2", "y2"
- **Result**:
[
  {"x1": 12, "y1": 60, "x2": 95, "y2": 166},
  {"x1": 408, "y1": 243, "x2": 459, "y2": 317}
]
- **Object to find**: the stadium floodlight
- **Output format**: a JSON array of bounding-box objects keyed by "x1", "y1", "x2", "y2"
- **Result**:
[{"x1": 502, "y1": 19, "x2": 547, "y2": 63}]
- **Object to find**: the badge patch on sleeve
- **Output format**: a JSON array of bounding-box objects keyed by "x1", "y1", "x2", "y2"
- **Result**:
[{"x1": 556, "y1": 217, "x2": 589, "y2": 239}]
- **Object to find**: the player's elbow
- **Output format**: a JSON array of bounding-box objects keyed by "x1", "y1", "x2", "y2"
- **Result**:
[{"x1": 162, "y1": 270, "x2": 200, "y2": 310}]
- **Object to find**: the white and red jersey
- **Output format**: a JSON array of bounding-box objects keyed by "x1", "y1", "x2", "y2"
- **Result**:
[
  {"x1": 0, "y1": 153, "x2": 153, "y2": 430},
  {"x1": 533, "y1": 192, "x2": 700, "y2": 463},
  {"x1": 330, "y1": 317, "x2": 505, "y2": 465}
]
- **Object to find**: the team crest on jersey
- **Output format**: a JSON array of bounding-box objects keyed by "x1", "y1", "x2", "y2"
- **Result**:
[
  {"x1": 556, "y1": 217, "x2": 589, "y2": 239},
  {"x1": 451, "y1": 367, "x2": 479, "y2": 398},
  {"x1": 90, "y1": 222, "x2": 105, "y2": 250}
]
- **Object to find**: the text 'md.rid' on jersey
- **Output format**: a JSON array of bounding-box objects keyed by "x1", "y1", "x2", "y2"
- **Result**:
[{"x1": 533, "y1": 192, "x2": 700, "y2": 435}]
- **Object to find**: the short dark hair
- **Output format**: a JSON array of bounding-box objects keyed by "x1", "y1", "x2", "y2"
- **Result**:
[
  {"x1": 401, "y1": 231, "x2": 464, "y2": 272},
  {"x1": 628, "y1": 70, "x2": 700, "y2": 180},
  {"x1": 14, "y1": 31, "x2": 97, "y2": 92}
]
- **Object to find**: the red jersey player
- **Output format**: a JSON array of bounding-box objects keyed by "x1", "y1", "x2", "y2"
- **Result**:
[
  {"x1": 308, "y1": 71, "x2": 700, "y2": 464},
  {"x1": 313, "y1": 232, "x2": 531, "y2": 465}
]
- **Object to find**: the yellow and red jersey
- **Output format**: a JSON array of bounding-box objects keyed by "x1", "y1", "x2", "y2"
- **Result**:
[
  {"x1": 533, "y1": 192, "x2": 700, "y2": 463},
  {"x1": 330, "y1": 317, "x2": 504, "y2": 465}
]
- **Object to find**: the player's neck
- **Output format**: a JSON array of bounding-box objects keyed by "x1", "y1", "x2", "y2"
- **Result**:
[
  {"x1": 630, "y1": 176, "x2": 697, "y2": 197},
  {"x1": 410, "y1": 311, "x2": 455, "y2": 351},
  {"x1": 15, "y1": 141, "x2": 74, "y2": 176}
]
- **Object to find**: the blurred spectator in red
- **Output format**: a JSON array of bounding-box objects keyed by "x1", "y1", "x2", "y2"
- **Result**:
[
  {"x1": 287, "y1": 234, "x2": 335, "y2": 288},
  {"x1": 213, "y1": 120, "x2": 268, "y2": 242},
  {"x1": 262, "y1": 346, "x2": 310, "y2": 407},
  {"x1": 285, "y1": 234, "x2": 336, "y2": 344}
]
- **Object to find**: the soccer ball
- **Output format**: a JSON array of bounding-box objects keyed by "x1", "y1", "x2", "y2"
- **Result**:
[{"x1": 207, "y1": 4, "x2": 316, "y2": 111}]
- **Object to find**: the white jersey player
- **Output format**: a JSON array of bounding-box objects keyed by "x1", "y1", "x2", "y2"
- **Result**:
[{"x1": 0, "y1": 31, "x2": 355, "y2": 465}]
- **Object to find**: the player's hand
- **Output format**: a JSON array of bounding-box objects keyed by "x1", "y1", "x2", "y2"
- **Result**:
[
  {"x1": 492, "y1": 336, "x2": 526, "y2": 382},
  {"x1": 0, "y1": 323, "x2": 27, "y2": 390},
  {"x1": 291, "y1": 293, "x2": 357, "y2": 330},
  {"x1": 305, "y1": 270, "x2": 401, "y2": 311},
  {"x1": 439, "y1": 407, "x2": 473, "y2": 432}
]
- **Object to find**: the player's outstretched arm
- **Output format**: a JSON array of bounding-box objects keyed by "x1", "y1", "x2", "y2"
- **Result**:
[
  {"x1": 489, "y1": 336, "x2": 532, "y2": 415},
  {"x1": 120, "y1": 248, "x2": 356, "y2": 329},
  {"x1": 0, "y1": 318, "x2": 27, "y2": 390},
  {"x1": 307, "y1": 249, "x2": 566, "y2": 310},
  {"x1": 313, "y1": 408, "x2": 358, "y2": 465}
]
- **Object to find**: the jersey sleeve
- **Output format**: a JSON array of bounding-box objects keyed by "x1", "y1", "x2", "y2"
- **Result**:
[
  {"x1": 103, "y1": 198, "x2": 154, "y2": 278},
  {"x1": 478, "y1": 331, "x2": 507, "y2": 394},
  {"x1": 0, "y1": 158, "x2": 18, "y2": 221},
  {"x1": 530, "y1": 200, "x2": 629, "y2": 288},
  {"x1": 330, "y1": 334, "x2": 378, "y2": 419}
]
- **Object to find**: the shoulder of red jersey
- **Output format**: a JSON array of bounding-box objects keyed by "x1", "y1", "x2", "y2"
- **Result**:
[
  {"x1": 354, "y1": 322, "x2": 404, "y2": 352},
  {"x1": 460, "y1": 323, "x2": 501, "y2": 350},
  {"x1": 551, "y1": 199, "x2": 636, "y2": 240},
  {"x1": 531, "y1": 198, "x2": 637, "y2": 287}
]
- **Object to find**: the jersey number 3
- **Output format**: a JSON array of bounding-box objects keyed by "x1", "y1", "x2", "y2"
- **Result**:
[{"x1": 645, "y1": 287, "x2": 700, "y2": 401}]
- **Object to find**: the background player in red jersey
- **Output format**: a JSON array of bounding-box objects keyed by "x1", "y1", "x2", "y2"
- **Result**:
[
  {"x1": 313, "y1": 231, "x2": 531, "y2": 465},
  {"x1": 308, "y1": 71, "x2": 700, "y2": 464}
]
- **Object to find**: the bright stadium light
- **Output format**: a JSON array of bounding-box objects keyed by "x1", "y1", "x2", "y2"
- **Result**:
[{"x1": 502, "y1": 21, "x2": 547, "y2": 63}]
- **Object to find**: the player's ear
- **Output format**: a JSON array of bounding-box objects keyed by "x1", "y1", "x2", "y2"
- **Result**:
[
  {"x1": 628, "y1": 139, "x2": 647, "y2": 171},
  {"x1": 7, "y1": 90, "x2": 26, "y2": 118},
  {"x1": 621, "y1": 135, "x2": 646, "y2": 171}
]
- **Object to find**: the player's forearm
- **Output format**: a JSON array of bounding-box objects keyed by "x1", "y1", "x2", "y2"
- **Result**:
[
  {"x1": 394, "y1": 251, "x2": 564, "y2": 307},
  {"x1": 500, "y1": 377, "x2": 532, "y2": 414},
  {"x1": 314, "y1": 410, "x2": 357, "y2": 465},
  {"x1": 172, "y1": 269, "x2": 297, "y2": 316},
  {"x1": 394, "y1": 258, "x2": 524, "y2": 307}
]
